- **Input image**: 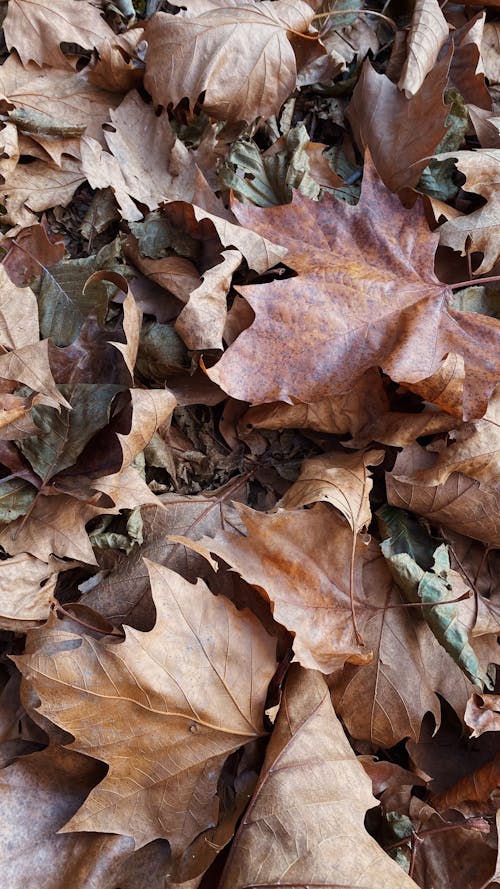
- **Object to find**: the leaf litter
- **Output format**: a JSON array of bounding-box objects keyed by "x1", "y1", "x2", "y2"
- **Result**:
[{"x1": 0, "y1": 1, "x2": 499, "y2": 887}]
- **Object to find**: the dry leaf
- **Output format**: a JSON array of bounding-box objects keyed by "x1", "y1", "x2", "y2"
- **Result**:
[
  {"x1": 0, "y1": 265, "x2": 39, "y2": 349},
  {"x1": 175, "y1": 249, "x2": 242, "y2": 350},
  {"x1": 1, "y1": 155, "x2": 85, "y2": 227},
  {"x1": 0, "y1": 340, "x2": 70, "y2": 410},
  {"x1": 3, "y1": 0, "x2": 113, "y2": 68},
  {"x1": 465, "y1": 692, "x2": 500, "y2": 737},
  {"x1": 387, "y1": 442, "x2": 500, "y2": 546},
  {"x1": 0, "y1": 553, "x2": 67, "y2": 629},
  {"x1": 219, "y1": 666, "x2": 420, "y2": 889},
  {"x1": 349, "y1": 55, "x2": 449, "y2": 192},
  {"x1": 15, "y1": 561, "x2": 277, "y2": 854},
  {"x1": 173, "y1": 502, "x2": 378, "y2": 672},
  {"x1": 280, "y1": 448, "x2": 384, "y2": 531},
  {"x1": 144, "y1": 1, "x2": 316, "y2": 124},
  {"x1": 209, "y1": 156, "x2": 500, "y2": 420},
  {"x1": 398, "y1": 0, "x2": 449, "y2": 97}
]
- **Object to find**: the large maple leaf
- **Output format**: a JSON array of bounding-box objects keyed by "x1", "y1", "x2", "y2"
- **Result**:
[
  {"x1": 15, "y1": 561, "x2": 276, "y2": 853},
  {"x1": 208, "y1": 157, "x2": 500, "y2": 420}
]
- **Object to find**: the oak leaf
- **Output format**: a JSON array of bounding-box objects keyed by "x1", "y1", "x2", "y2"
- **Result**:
[
  {"x1": 208, "y1": 157, "x2": 500, "y2": 420},
  {"x1": 144, "y1": 1, "x2": 316, "y2": 124},
  {"x1": 15, "y1": 561, "x2": 277, "y2": 853},
  {"x1": 3, "y1": 0, "x2": 113, "y2": 69},
  {"x1": 219, "y1": 666, "x2": 420, "y2": 889}
]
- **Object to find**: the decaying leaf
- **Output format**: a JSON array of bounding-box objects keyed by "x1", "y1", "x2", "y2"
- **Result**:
[
  {"x1": 398, "y1": 0, "x2": 449, "y2": 97},
  {"x1": 15, "y1": 562, "x2": 276, "y2": 854}
]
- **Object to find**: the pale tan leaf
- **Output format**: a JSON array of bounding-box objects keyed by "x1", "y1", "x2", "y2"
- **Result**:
[
  {"x1": 1, "y1": 155, "x2": 85, "y2": 227},
  {"x1": 118, "y1": 388, "x2": 177, "y2": 469},
  {"x1": 80, "y1": 91, "x2": 202, "y2": 221},
  {"x1": 0, "y1": 495, "x2": 102, "y2": 564},
  {"x1": 482, "y1": 21, "x2": 500, "y2": 86},
  {"x1": 144, "y1": 0, "x2": 315, "y2": 124},
  {"x1": 219, "y1": 666, "x2": 420, "y2": 889},
  {"x1": 0, "y1": 553, "x2": 67, "y2": 629},
  {"x1": 15, "y1": 562, "x2": 277, "y2": 853},
  {"x1": 175, "y1": 249, "x2": 242, "y2": 350},
  {"x1": 398, "y1": 0, "x2": 449, "y2": 97},
  {"x1": 3, "y1": 0, "x2": 114, "y2": 68},
  {"x1": 0, "y1": 340, "x2": 70, "y2": 410},
  {"x1": 436, "y1": 149, "x2": 500, "y2": 274},
  {"x1": 280, "y1": 448, "x2": 384, "y2": 531},
  {"x1": 465, "y1": 692, "x2": 500, "y2": 737},
  {"x1": 0, "y1": 266, "x2": 39, "y2": 349}
]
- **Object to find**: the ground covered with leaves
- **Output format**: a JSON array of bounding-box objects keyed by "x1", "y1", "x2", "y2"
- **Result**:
[{"x1": 0, "y1": 0, "x2": 500, "y2": 886}]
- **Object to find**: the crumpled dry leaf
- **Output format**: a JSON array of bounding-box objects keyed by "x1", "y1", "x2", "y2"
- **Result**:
[
  {"x1": 0, "y1": 553, "x2": 70, "y2": 630},
  {"x1": 0, "y1": 155, "x2": 85, "y2": 228},
  {"x1": 87, "y1": 27, "x2": 145, "y2": 94},
  {"x1": 398, "y1": 0, "x2": 449, "y2": 97},
  {"x1": 0, "y1": 340, "x2": 70, "y2": 410},
  {"x1": 80, "y1": 91, "x2": 203, "y2": 223},
  {"x1": 0, "y1": 265, "x2": 39, "y2": 349},
  {"x1": 349, "y1": 55, "x2": 450, "y2": 192},
  {"x1": 173, "y1": 501, "x2": 381, "y2": 672},
  {"x1": 15, "y1": 561, "x2": 277, "y2": 856},
  {"x1": 144, "y1": 0, "x2": 316, "y2": 124},
  {"x1": 465, "y1": 692, "x2": 500, "y2": 737},
  {"x1": 387, "y1": 442, "x2": 500, "y2": 547},
  {"x1": 482, "y1": 21, "x2": 500, "y2": 86},
  {"x1": 175, "y1": 249, "x2": 242, "y2": 350},
  {"x1": 3, "y1": 0, "x2": 113, "y2": 69},
  {"x1": 208, "y1": 156, "x2": 500, "y2": 421},
  {"x1": 430, "y1": 751, "x2": 500, "y2": 814},
  {"x1": 436, "y1": 149, "x2": 500, "y2": 273},
  {"x1": 219, "y1": 666, "x2": 420, "y2": 889},
  {"x1": 280, "y1": 447, "x2": 384, "y2": 531}
]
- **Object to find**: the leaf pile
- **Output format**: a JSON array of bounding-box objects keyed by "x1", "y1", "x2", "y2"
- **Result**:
[{"x1": 0, "y1": 1, "x2": 499, "y2": 887}]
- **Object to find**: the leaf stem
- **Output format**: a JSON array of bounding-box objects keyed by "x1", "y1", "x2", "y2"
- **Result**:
[
  {"x1": 449, "y1": 275, "x2": 500, "y2": 290},
  {"x1": 384, "y1": 815, "x2": 489, "y2": 851}
]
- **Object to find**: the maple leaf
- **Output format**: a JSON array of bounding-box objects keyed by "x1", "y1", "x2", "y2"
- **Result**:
[
  {"x1": 219, "y1": 665, "x2": 420, "y2": 889},
  {"x1": 208, "y1": 156, "x2": 500, "y2": 420},
  {"x1": 144, "y1": 0, "x2": 316, "y2": 124},
  {"x1": 173, "y1": 501, "x2": 378, "y2": 672},
  {"x1": 15, "y1": 561, "x2": 277, "y2": 853},
  {"x1": 3, "y1": 0, "x2": 113, "y2": 69}
]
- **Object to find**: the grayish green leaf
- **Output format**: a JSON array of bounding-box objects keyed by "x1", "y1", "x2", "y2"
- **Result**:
[{"x1": 0, "y1": 479, "x2": 37, "y2": 523}]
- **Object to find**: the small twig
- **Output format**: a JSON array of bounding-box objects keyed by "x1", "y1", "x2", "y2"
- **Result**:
[{"x1": 449, "y1": 274, "x2": 500, "y2": 290}]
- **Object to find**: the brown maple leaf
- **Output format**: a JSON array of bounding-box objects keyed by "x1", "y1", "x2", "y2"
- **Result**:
[
  {"x1": 208, "y1": 156, "x2": 500, "y2": 420},
  {"x1": 15, "y1": 562, "x2": 277, "y2": 854}
]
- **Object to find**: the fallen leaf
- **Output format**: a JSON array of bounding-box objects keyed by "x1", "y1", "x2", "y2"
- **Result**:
[
  {"x1": 430, "y1": 751, "x2": 500, "y2": 813},
  {"x1": 175, "y1": 249, "x2": 242, "y2": 350},
  {"x1": 0, "y1": 340, "x2": 70, "y2": 410},
  {"x1": 0, "y1": 265, "x2": 39, "y2": 349},
  {"x1": 398, "y1": 0, "x2": 449, "y2": 97},
  {"x1": 386, "y1": 443, "x2": 500, "y2": 546},
  {"x1": 436, "y1": 149, "x2": 500, "y2": 273},
  {"x1": 465, "y1": 692, "x2": 500, "y2": 737},
  {"x1": 3, "y1": 0, "x2": 113, "y2": 68},
  {"x1": 482, "y1": 21, "x2": 500, "y2": 86},
  {"x1": 0, "y1": 553, "x2": 67, "y2": 629},
  {"x1": 208, "y1": 156, "x2": 500, "y2": 420},
  {"x1": 15, "y1": 561, "x2": 277, "y2": 854},
  {"x1": 144, "y1": 1, "x2": 316, "y2": 124},
  {"x1": 117, "y1": 388, "x2": 177, "y2": 469},
  {"x1": 280, "y1": 447, "x2": 384, "y2": 531},
  {"x1": 87, "y1": 27, "x2": 145, "y2": 94},
  {"x1": 349, "y1": 55, "x2": 450, "y2": 192},
  {"x1": 173, "y1": 502, "x2": 380, "y2": 672},
  {"x1": 0, "y1": 155, "x2": 85, "y2": 228},
  {"x1": 219, "y1": 666, "x2": 420, "y2": 889}
]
